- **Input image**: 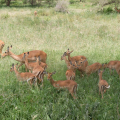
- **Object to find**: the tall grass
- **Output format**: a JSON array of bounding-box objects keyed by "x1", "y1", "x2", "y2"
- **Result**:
[{"x1": 0, "y1": 3, "x2": 120, "y2": 119}]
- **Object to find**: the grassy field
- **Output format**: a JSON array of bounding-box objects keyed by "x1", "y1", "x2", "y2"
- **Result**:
[{"x1": 0, "y1": 2, "x2": 120, "y2": 119}]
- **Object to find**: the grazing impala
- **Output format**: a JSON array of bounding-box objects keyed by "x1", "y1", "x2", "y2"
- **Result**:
[
  {"x1": 47, "y1": 71, "x2": 77, "y2": 99},
  {"x1": 98, "y1": 70, "x2": 110, "y2": 99},
  {"x1": 2, "y1": 45, "x2": 47, "y2": 70},
  {"x1": 85, "y1": 62, "x2": 104, "y2": 76},
  {"x1": 0, "y1": 40, "x2": 5, "y2": 58},
  {"x1": 10, "y1": 63, "x2": 41, "y2": 86},
  {"x1": 106, "y1": 60, "x2": 119, "y2": 75}
]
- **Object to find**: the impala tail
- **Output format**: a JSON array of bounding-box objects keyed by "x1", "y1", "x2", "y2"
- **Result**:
[{"x1": 105, "y1": 85, "x2": 110, "y2": 89}]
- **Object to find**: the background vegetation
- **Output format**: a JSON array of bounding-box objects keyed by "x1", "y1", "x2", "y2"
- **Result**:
[{"x1": 0, "y1": 1, "x2": 120, "y2": 119}]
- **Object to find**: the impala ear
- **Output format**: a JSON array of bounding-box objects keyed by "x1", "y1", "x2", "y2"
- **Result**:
[
  {"x1": 10, "y1": 45, "x2": 12, "y2": 48},
  {"x1": 23, "y1": 53, "x2": 26, "y2": 58},
  {"x1": 69, "y1": 61, "x2": 72, "y2": 65},
  {"x1": 12, "y1": 63, "x2": 14, "y2": 67},
  {"x1": 27, "y1": 52, "x2": 29, "y2": 55},
  {"x1": 98, "y1": 69, "x2": 100, "y2": 73},
  {"x1": 68, "y1": 48, "x2": 69, "y2": 50},
  {"x1": 69, "y1": 50, "x2": 73, "y2": 54},
  {"x1": 7, "y1": 46, "x2": 9, "y2": 52},
  {"x1": 63, "y1": 52, "x2": 66, "y2": 56}
]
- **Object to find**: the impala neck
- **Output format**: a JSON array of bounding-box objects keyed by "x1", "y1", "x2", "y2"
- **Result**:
[
  {"x1": 9, "y1": 51, "x2": 23, "y2": 62},
  {"x1": 24, "y1": 56, "x2": 29, "y2": 68},
  {"x1": 63, "y1": 56, "x2": 70, "y2": 67},
  {"x1": 99, "y1": 72, "x2": 102, "y2": 81},
  {"x1": 0, "y1": 49, "x2": 2, "y2": 54},
  {"x1": 14, "y1": 66, "x2": 20, "y2": 77},
  {"x1": 68, "y1": 54, "x2": 72, "y2": 61},
  {"x1": 49, "y1": 77, "x2": 56, "y2": 85}
]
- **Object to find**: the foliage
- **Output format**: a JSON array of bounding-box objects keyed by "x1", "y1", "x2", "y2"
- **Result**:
[{"x1": 55, "y1": 0, "x2": 69, "y2": 12}]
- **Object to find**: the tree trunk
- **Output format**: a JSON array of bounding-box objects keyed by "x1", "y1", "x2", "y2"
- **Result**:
[{"x1": 6, "y1": 0, "x2": 11, "y2": 6}]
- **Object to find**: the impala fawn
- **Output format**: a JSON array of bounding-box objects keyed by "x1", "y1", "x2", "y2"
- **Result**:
[
  {"x1": 10, "y1": 63, "x2": 41, "y2": 86},
  {"x1": 3, "y1": 45, "x2": 47, "y2": 70},
  {"x1": 98, "y1": 70, "x2": 110, "y2": 99},
  {"x1": 47, "y1": 71, "x2": 77, "y2": 99},
  {"x1": 0, "y1": 40, "x2": 5, "y2": 58}
]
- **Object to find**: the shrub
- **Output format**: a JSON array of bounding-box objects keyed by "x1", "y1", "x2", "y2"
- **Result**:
[{"x1": 55, "y1": 0, "x2": 69, "y2": 13}]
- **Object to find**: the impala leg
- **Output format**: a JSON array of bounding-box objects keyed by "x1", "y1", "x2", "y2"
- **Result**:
[
  {"x1": 70, "y1": 91, "x2": 76, "y2": 99},
  {"x1": 69, "y1": 88, "x2": 76, "y2": 99},
  {"x1": 17, "y1": 63, "x2": 24, "y2": 70},
  {"x1": 99, "y1": 86, "x2": 101, "y2": 95},
  {"x1": 101, "y1": 86, "x2": 104, "y2": 99}
]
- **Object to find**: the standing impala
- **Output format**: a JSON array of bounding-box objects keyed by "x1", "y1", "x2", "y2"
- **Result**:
[
  {"x1": 23, "y1": 52, "x2": 46, "y2": 86},
  {"x1": 2, "y1": 45, "x2": 47, "y2": 70},
  {"x1": 98, "y1": 70, "x2": 110, "y2": 99},
  {"x1": 10, "y1": 63, "x2": 41, "y2": 86},
  {"x1": 0, "y1": 40, "x2": 5, "y2": 58},
  {"x1": 47, "y1": 71, "x2": 77, "y2": 99}
]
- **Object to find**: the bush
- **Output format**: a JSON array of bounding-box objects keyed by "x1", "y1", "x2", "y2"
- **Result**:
[
  {"x1": 55, "y1": 0, "x2": 69, "y2": 13},
  {"x1": 102, "y1": 7, "x2": 113, "y2": 14}
]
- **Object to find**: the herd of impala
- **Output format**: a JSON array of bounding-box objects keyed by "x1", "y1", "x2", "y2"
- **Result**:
[{"x1": 2, "y1": 39, "x2": 120, "y2": 99}]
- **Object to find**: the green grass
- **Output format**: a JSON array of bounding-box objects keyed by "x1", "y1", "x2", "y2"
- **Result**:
[{"x1": 0, "y1": 3, "x2": 120, "y2": 119}]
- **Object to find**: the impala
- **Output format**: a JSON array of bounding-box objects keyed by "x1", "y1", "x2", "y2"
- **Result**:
[
  {"x1": 3, "y1": 45, "x2": 47, "y2": 70},
  {"x1": 47, "y1": 71, "x2": 77, "y2": 99},
  {"x1": 98, "y1": 70, "x2": 110, "y2": 99}
]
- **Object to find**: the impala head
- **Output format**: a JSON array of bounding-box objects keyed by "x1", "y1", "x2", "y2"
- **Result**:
[
  {"x1": 61, "y1": 52, "x2": 66, "y2": 60},
  {"x1": 47, "y1": 71, "x2": 56, "y2": 80},
  {"x1": 22, "y1": 52, "x2": 29, "y2": 60},
  {"x1": 75, "y1": 59, "x2": 87, "y2": 67},
  {"x1": 64, "y1": 48, "x2": 74, "y2": 56},
  {"x1": 10, "y1": 63, "x2": 15, "y2": 72},
  {"x1": 102, "y1": 63, "x2": 107, "y2": 69},
  {"x1": 1, "y1": 44, "x2": 4, "y2": 48},
  {"x1": 98, "y1": 69, "x2": 104, "y2": 75},
  {"x1": 2, "y1": 45, "x2": 12, "y2": 58}
]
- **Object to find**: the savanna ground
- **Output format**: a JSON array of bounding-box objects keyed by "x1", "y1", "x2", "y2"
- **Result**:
[{"x1": 0, "y1": 1, "x2": 120, "y2": 119}]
